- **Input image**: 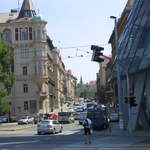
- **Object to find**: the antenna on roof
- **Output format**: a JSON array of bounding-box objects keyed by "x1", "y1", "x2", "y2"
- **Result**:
[
  {"x1": 17, "y1": 0, "x2": 20, "y2": 11},
  {"x1": 38, "y1": 8, "x2": 40, "y2": 14}
]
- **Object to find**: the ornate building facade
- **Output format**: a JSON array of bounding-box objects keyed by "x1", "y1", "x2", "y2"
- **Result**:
[{"x1": 0, "y1": 0, "x2": 64, "y2": 118}]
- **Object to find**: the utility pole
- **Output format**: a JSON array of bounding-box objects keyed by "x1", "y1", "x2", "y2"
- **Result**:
[{"x1": 110, "y1": 16, "x2": 124, "y2": 129}]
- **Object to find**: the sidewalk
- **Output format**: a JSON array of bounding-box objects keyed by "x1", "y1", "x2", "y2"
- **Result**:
[
  {"x1": 0, "y1": 123, "x2": 36, "y2": 131},
  {"x1": 93, "y1": 123, "x2": 150, "y2": 137}
]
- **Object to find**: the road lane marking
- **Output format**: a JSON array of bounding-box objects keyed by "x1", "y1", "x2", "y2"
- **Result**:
[{"x1": 0, "y1": 140, "x2": 40, "y2": 146}]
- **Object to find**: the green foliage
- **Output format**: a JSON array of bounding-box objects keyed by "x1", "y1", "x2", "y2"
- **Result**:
[
  {"x1": 0, "y1": 39, "x2": 14, "y2": 115},
  {"x1": 97, "y1": 86, "x2": 107, "y2": 104},
  {"x1": 77, "y1": 85, "x2": 96, "y2": 99},
  {"x1": 0, "y1": 88, "x2": 8, "y2": 97},
  {"x1": 0, "y1": 97, "x2": 11, "y2": 115}
]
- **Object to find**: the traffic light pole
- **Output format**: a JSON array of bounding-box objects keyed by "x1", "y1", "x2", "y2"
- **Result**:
[{"x1": 126, "y1": 72, "x2": 132, "y2": 133}]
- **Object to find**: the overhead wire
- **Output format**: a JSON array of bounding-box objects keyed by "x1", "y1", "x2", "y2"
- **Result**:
[{"x1": 59, "y1": 43, "x2": 110, "y2": 50}]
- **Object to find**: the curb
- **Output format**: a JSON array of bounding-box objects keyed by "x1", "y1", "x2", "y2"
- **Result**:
[
  {"x1": 93, "y1": 131, "x2": 150, "y2": 137},
  {"x1": 0, "y1": 125, "x2": 36, "y2": 131},
  {"x1": 0, "y1": 122, "x2": 17, "y2": 126}
]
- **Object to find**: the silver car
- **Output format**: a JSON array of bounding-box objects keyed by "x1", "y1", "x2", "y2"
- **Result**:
[
  {"x1": 37, "y1": 120, "x2": 63, "y2": 135},
  {"x1": 18, "y1": 116, "x2": 34, "y2": 125}
]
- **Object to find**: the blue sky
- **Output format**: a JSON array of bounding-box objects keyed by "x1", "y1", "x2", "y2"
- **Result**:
[{"x1": 0, "y1": 0, "x2": 127, "y2": 83}]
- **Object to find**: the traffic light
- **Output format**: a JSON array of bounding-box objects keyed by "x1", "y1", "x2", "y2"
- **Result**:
[
  {"x1": 124, "y1": 97, "x2": 129, "y2": 104},
  {"x1": 91, "y1": 45, "x2": 104, "y2": 63},
  {"x1": 129, "y1": 96, "x2": 137, "y2": 107},
  {"x1": 124, "y1": 96, "x2": 137, "y2": 107}
]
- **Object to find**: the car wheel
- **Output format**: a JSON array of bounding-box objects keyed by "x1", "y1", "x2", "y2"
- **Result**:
[
  {"x1": 59, "y1": 128, "x2": 62, "y2": 133},
  {"x1": 59, "y1": 126, "x2": 63, "y2": 133},
  {"x1": 37, "y1": 132, "x2": 41, "y2": 135},
  {"x1": 53, "y1": 129, "x2": 56, "y2": 134}
]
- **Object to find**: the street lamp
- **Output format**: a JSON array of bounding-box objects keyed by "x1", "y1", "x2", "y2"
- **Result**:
[{"x1": 110, "y1": 16, "x2": 124, "y2": 129}]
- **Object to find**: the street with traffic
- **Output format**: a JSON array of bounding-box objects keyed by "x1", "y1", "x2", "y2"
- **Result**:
[{"x1": 0, "y1": 121, "x2": 150, "y2": 150}]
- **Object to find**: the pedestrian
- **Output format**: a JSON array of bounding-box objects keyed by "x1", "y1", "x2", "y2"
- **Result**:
[{"x1": 83, "y1": 117, "x2": 92, "y2": 144}]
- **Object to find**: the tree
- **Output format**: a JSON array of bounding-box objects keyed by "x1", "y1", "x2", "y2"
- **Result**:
[
  {"x1": 0, "y1": 39, "x2": 14, "y2": 115},
  {"x1": 77, "y1": 85, "x2": 96, "y2": 99},
  {"x1": 97, "y1": 86, "x2": 107, "y2": 104}
]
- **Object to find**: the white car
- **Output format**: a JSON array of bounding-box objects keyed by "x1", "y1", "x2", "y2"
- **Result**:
[
  {"x1": 37, "y1": 120, "x2": 63, "y2": 135},
  {"x1": 74, "y1": 106, "x2": 84, "y2": 112},
  {"x1": 18, "y1": 116, "x2": 34, "y2": 125}
]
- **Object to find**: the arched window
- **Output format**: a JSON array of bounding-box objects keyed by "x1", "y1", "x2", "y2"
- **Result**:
[{"x1": 3, "y1": 29, "x2": 12, "y2": 42}]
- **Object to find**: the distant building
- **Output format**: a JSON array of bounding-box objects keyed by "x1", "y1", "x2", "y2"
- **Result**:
[
  {"x1": 98, "y1": 56, "x2": 111, "y2": 87},
  {"x1": 65, "y1": 70, "x2": 77, "y2": 102},
  {"x1": 86, "y1": 81, "x2": 96, "y2": 89}
]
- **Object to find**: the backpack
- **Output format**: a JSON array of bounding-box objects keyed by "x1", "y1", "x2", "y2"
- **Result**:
[{"x1": 83, "y1": 119, "x2": 89, "y2": 127}]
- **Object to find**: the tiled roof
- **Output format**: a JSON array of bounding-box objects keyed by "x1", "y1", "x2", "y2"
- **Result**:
[
  {"x1": 21, "y1": 0, "x2": 35, "y2": 11},
  {"x1": 87, "y1": 81, "x2": 96, "y2": 86},
  {"x1": 0, "y1": 13, "x2": 18, "y2": 23},
  {"x1": 18, "y1": 0, "x2": 36, "y2": 19}
]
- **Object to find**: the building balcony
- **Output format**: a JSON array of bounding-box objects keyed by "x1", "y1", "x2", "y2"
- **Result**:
[{"x1": 40, "y1": 91, "x2": 48, "y2": 99}]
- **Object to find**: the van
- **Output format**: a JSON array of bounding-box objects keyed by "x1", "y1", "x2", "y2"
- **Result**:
[
  {"x1": 58, "y1": 112, "x2": 74, "y2": 124},
  {"x1": 87, "y1": 109, "x2": 109, "y2": 129}
]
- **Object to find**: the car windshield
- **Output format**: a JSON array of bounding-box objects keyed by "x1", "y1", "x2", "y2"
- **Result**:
[
  {"x1": 40, "y1": 120, "x2": 51, "y2": 124},
  {"x1": 80, "y1": 113, "x2": 87, "y2": 118},
  {"x1": 111, "y1": 113, "x2": 118, "y2": 116},
  {"x1": 21, "y1": 116, "x2": 28, "y2": 119}
]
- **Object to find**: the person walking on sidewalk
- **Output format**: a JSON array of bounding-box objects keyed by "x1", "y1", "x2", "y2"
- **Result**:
[{"x1": 83, "y1": 117, "x2": 92, "y2": 144}]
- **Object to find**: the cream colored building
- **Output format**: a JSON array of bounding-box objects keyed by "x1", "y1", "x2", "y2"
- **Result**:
[
  {"x1": 65, "y1": 70, "x2": 77, "y2": 102},
  {"x1": 52, "y1": 49, "x2": 66, "y2": 112},
  {"x1": 98, "y1": 57, "x2": 110, "y2": 87},
  {"x1": 0, "y1": 0, "x2": 63, "y2": 118}
]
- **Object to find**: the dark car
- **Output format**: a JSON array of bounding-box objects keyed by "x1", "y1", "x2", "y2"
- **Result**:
[
  {"x1": 0, "y1": 116, "x2": 8, "y2": 123},
  {"x1": 87, "y1": 109, "x2": 109, "y2": 129}
]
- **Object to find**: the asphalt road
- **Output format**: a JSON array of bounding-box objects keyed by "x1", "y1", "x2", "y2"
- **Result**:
[{"x1": 0, "y1": 122, "x2": 150, "y2": 150}]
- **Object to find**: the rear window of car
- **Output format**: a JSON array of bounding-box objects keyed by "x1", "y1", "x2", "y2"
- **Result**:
[{"x1": 40, "y1": 120, "x2": 51, "y2": 124}]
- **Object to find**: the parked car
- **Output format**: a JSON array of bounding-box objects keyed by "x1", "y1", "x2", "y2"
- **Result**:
[
  {"x1": 49, "y1": 114, "x2": 58, "y2": 120},
  {"x1": 0, "y1": 116, "x2": 8, "y2": 123},
  {"x1": 10, "y1": 116, "x2": 17, "y2": 122},
  {"x1": 37, "y1": 120, "x2": 63, "y2": 135},
  {"x1": 110, "y1": 112, "x2": 119, "y2": 122},
  {"x1": 73, "y1": 112, "x2": 81, "y2": 120},
  {"x1": 74, "y1": 106, "x2": 84, "y2": 112},
  {"x1": 18, "y1": 116, "x2": 34, "y2": 125},
  {"x1": 68, "y1": 107, "x2": 74, "y2": 112},
  {"x1": 78, "y1": 112, "x2": 87, "y2": 125}
]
